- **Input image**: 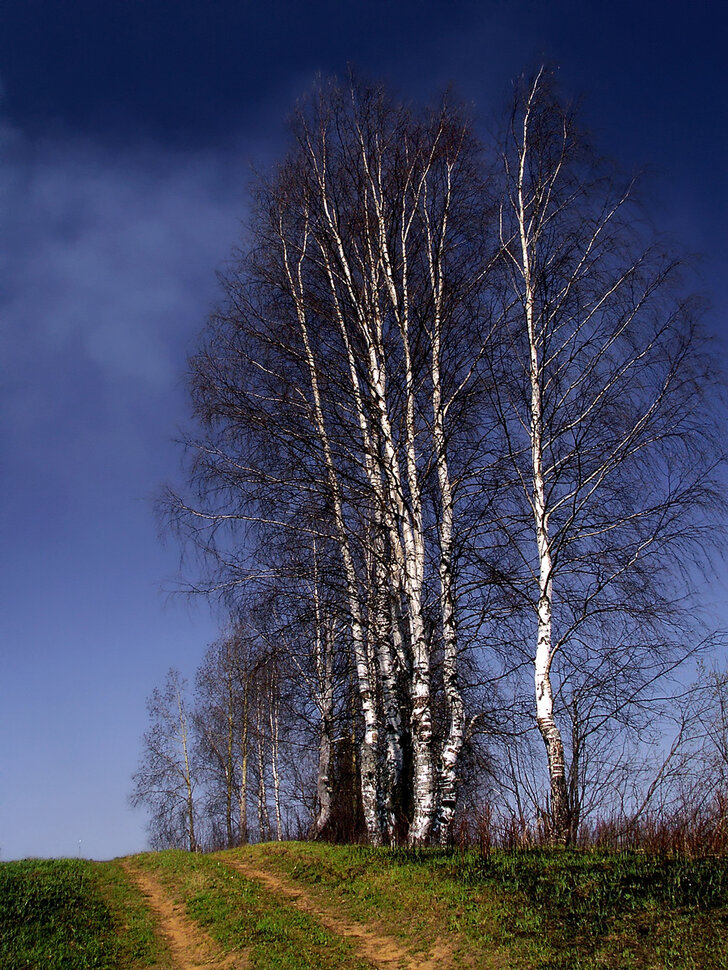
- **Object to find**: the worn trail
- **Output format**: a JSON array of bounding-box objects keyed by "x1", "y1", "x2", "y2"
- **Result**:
[
  {"x1": 122, "y1": 862, "x2": 248, "y2": 970},
  {"x1": 223, "y1": 857, "x2": 453, "y2": 970}
]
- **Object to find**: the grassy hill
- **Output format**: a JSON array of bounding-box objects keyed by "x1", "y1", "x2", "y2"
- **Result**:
[{"x1": 2, "y1": 843, "x2": 728, "y2": 968}]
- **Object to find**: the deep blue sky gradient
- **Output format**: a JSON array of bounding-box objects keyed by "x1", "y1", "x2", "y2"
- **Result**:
[{"x1": 1, "y1": 0, "x2": 726, "y2": 859}]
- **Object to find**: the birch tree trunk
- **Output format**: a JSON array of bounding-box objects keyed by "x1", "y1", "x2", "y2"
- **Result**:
[
  {"x1": 357, "y1": 136, "x2": 435, "y2": 845},
  {"x1": 495, "y1": 68, "x2": 701, "y2": 841},
  {"x1": 176, "y1": 684, "x2": 197, "y2": 852},
  {"x1": 421, "y1": 157, "x2": 466, "y2": 843},
  {"x1": 224, "y1": 650, "x2": 235, "y2": 847},
  {"x1": 301, "y1": 94, "x2": 481, "y2": 843},
  {"x1": 269, "y1": 664, "x2": 283, "y2": 841},
  {"x1": 513, "y1": 74, "x2": 570, "y2": 842},
  {"x1": 312, "y1": 546, "x2": 335, "y2": 837},
  {"x1": 315, "y1": 224, "x2": 407, "y2": 843},
  {"x1": 255, "y1": 689, "x2": 270, "y2": 841},
  {"x1": 280, "y1": 214, "x2": 383, "y2": 845},
  {"x1": 239, "y1": 679, "x2": 249, "y2": 844},
  {"x1": 315, "y1": 688, "x2": 334, "y2": 837},
  {"x1": 370, "y1": 536, "x2": 404, "y2": 843}
]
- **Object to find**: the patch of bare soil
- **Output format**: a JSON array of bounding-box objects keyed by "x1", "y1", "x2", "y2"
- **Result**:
[
  {"x1": 123, "y1": 862, "x2": 248, "y2": 970},
  {"x1": 223, "y1": 858, "x2": 455, "y2": 970}
]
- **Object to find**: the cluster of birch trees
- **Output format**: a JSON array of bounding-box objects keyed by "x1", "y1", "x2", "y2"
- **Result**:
[
  {"x1": 130, "y1": 630, "x2": 298, "y2": 851},
  {"x1": 134, "y1": 70, "x2": 723, "y2": 848}
]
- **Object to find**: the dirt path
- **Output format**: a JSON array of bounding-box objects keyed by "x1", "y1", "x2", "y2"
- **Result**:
[
  {"x1": 122, "y1": 862, "x2": 248, "y2": 970},
  {"x1": 223, "y1": 858, "x2": 453, "y2": 970}
]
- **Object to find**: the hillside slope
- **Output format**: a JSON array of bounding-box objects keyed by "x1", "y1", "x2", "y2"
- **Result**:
[{"x1": 2, "y1": 844, "x2": 728, "y2": 968}]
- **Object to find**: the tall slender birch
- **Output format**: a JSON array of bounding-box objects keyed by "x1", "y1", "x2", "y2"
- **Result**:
[
  {"x1": 311, "y1": 194, "x2": 406, "y2": 841},
  {"x1": 513, "y1": 72, "x2": 569, "y2": 838},
  {"x1": 289, "y1": 92, "x2": 434, "y2": 840},
  {"x1": 239, "y1": 674, "x2": 249, "y2": 843},
  {"x1": 421, "y1": 151, "x2": 467, "y2": 841},
  {"x1": 495, "y1": 68, "x2": 722, "y2": 842},
  {"x1": 254, "y1": 686, "x2": 270, "y2": 841},
  {"x1": 278, "y1": 198, "x2": 384, "y2": 844},
  {"x1": 194, "y1": 635, "x2": 239, "y2": 847},
  {"x1": 353, "y1": 114, "x2": 436, "y2": 842},
  {"x1": 268, "y1": 661, "x2": 283, "y2": 840}
]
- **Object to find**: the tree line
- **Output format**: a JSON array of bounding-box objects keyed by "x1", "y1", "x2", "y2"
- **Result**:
[{"x1": 132, "y1": 69, "x2": 725, "y2": 849}]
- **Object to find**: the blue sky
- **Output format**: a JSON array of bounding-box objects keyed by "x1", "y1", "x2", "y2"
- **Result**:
[{"x1": 1, "y1": 0, "x2": 726, "y2": 860}]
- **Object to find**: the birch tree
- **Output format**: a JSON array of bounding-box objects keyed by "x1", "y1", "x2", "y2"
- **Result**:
[
  {"x1": 275, "y1": 81, "x2": 487, "y2": 842},
  {"x1": 131, "y1": 669, "x2": 200, "y2": 851},
  {"x1": 492, "y1": 68, "x2": 723, "y2": 843},
  {"x1": 194, "y1": 636, "x2": 239, "y2": 847},
  {"x1": 193, "y1": 624, "x2": 267, "y2": 847}
]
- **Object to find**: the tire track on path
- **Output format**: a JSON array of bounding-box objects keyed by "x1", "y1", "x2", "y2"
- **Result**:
[
  {"x1": 222, "y1": 857, "x2": 453, "y2": 970},
  {"x1": 122, "y1": 861, "x2": 248, "y2": 970}
]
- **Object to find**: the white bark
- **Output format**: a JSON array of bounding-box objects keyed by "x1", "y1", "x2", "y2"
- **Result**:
[
  {"x1": 269, "y1": 665, "x2": 283, "y2": 841},
  {"x1": 224, "y1": 663, "x2": 234, "y2": 846},
  {"x1": 280, "y1": 213, "x2": 383, "y2": 845},
  {"x1": 515, "y1": 77, "x2": 570, "y2": 841},
  {"x1": 312, "y1": 546, "x2": 335, "y2": 837},
  {"x1": 351, "y1": 131, "x2": 435, "y2": 844},
  {"x1": 175, "y1": 683, "x2": 197, "y2": 852},
  {"x1": 271, "y1": 94, "x2": 477, "y2": 843},
  {"x1": 316, "y1": 235, "x2": 408, "y2": 843},
  {"x1": 370, "y1": 541, "x2": 404, "y2": 843},
  {"x1": 255, "y1": 691, "x2": 270, "y2": 840},
  {"x1": 239, "y1": 677, "x2": 249, "y2": 844},
  {"x1": 424, "y1": 162, "x2": 465, "y2": 842}
]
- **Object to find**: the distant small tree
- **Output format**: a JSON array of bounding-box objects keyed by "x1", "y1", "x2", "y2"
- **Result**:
[
  {"x1": 193, "y1": 632, "x2": 242, "y2": 848},
  {"x1": 130, "y1": 669, "x2": 199, "y2": 851}
]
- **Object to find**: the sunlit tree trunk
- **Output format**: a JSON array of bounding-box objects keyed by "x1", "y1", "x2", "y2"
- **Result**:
[
  {"x1": 269, "y1": 664, "x2": 283, "y2": 840},
  {"x1": 358, "y1": 145, "x2": 434, "y2": 845},
  {"x1": 255, "y1": 688, "x2": 270, "y2": 841},
  {"x1": 424, "y1": 163, "x2": 465, "y2": 843},
  {"x1": 369, "y1": 536, "x2": 404, "y2": 843},
  {"x1": 316, "y1": 235, "x2": 406, "y2": 843},
  {"x1": 311, "y1": 123, "x2": 436, "y2": 843},
  {"x1": 224, "y1": 667, "x2": 235, "y2": 847},
  {"x1": 312, "y1": 545, "x2": 335, "y2": 837},
  {"x1": 239, "y1": 676, "x2": 249, "y2": 844},
  {"x1": 175, "y1": 683, "x2": 197, "y2": 852},
  {"x1": 512, "y1": 74, "x2": 570, "y2": 842},
  {"x1": 280, "y1": 220, "x2": 383, "y2": 845}
]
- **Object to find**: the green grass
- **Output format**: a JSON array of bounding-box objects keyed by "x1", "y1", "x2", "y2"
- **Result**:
[
  {"x1": 0, "y1": 858, "x2": 170, "y2": 970},
  {"x1": 130, "y1": 848, "x2": 372, "y2": 969},
  {"x1": 237, "y1": 842, "x2": 728, "y2": 969},
  {"x1": 94, "y1": 860, "x2": 173, "y2": 968},
  {"x1": 4, "y1": 845, "x2": 728, "y2": 969}
]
